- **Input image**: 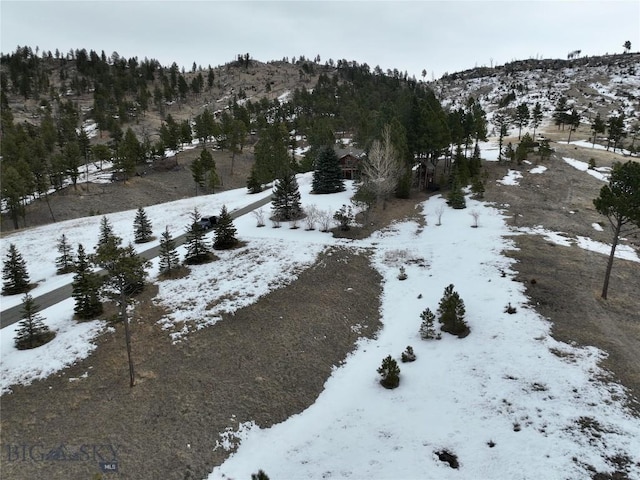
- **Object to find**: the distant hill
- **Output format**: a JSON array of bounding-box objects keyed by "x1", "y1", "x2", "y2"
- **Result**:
[{"x1": 433, "y1": 53, "x2": 640, "y2": 134}]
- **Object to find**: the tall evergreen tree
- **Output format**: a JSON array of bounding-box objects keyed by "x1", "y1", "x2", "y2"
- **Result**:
[
  {"x1": 214, "y1": 205, "x2": 238, "y2": 250},
  {"x1": 553, "y1": 97, "x2": 569, "y2": 130},
  {"x1": 95, "y1": 242, "x2": 149, "y2": 387},
  {"x1": 566, "y1": 108, "x2": 580, "y2": 144},
  {"x1": 271, "y1": 172, "x2": 303, "y2": 221},
  {"x1": 158, "y1": 227, "x2": 181, "y2": 274},
  {"x1": 246, "y1": 165, "x2": 263, "y2": 194},
  {"x1": 593, "y1": 161, "x2": 640, "y2": 299},
  {"x1": 72, "y1": 244, "x2": 103, "y2": 319},
  {"x1": 55, "y1": 233, "x2": 75, "y2": 274},
  {"x1": 184, "y1": 207, "x2": 211, "y2": 264},
  {"x1": 606, "y1": 114, "x2": 626, "y2": 153},
  {"x1": 15, "y1": 293, "x2": 55, "y2": 349},
  {"x1": 530, "y1": 102, "x2": 543, "y2": 140},
  {"x1": 2, "y1": 243, "x2": 31, "y2": 295},
  {"x1": 591, "y1": 113, "x2": 606, "y2": 148},
  {"x1": 133, "y1": 207, "x2": 153, "y2": 243},
  {"x1": 191, "y1": 156, "x2": 205, "y2": 195},
  {"x1": 447, "y1": 178, "x2": 467, "y2": 209},
  {"x1": 514, "y1": 103, "x2": 530, "y2": 140},
  {"x1": 312, "y1": 146, "x2": 345, "y2": 194},
  {"x1": 254, "y1": 122, "x2": 290, "y2": 183},
  {"x1": 120, "y1": 127, "x2": 141, "y2": 180},
  {"x1": 494, "y1": 113, "x2": 510, "y2": 163}
]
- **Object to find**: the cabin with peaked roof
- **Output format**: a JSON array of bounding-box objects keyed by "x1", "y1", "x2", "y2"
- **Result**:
[{"x1": 335, "y1": 147, "x2": 365, "y2": 180}]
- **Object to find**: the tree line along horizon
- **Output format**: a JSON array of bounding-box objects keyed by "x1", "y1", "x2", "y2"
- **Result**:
[{"x1": 2, "y1": 46, "x2": 637, "y2": 230}]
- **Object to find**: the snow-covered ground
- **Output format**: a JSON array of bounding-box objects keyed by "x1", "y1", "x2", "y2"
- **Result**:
[{"x1": 1, "y1": 152, "x2": 639, "y2": 479}]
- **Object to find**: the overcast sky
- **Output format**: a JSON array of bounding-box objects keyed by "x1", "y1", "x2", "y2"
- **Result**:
[{"x1": 1, "y1": 1, "x2": 639, "y2": 79}]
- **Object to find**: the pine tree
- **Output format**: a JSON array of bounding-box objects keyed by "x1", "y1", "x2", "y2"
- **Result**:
[
  {"x1": 312, "y1": 146, "x2": 345, "y2": 194},
  {"x1": 158, "y1": 227, "x2": 181, "y2": 274},
  {"x1": 593, "y1": 161, "x2": 640, "y2": 299},
  {"x1": 447, "y1": 179, "x2": 466, "y2": 209},
  {"x1": 2, "y1": 243, "x2": 31, "y2": 295},
  {"x1": 271, "y1": 172, "x2": 303, "y2": 221},
  {"x1": 419, "y1": 308, "x2": 441, "y2": 340},
  {"x1": 214, "y1": 205, "x2": 238, "y2": 250},
  {"x1": 591, "y1": 113, "x2": 606, "y2": 148},
  {"x1": 133, "y1": 207, "x2": 153, "y2": 244},
  {"x1": 15, "y1": 293, "x2": 55, "y2": 349},
  {"x1": 437, "y1": 284, "x2": 469, "y2": 337},
  {"x1": 514, "y1": 103, "x2": 530, "y2": 140},
  {"x1": 377, "y1": 355, "x2": 400, "y2": 389},
  {"x1": 72, "y1": 244, "x2": 103, "y2": 319},
  {"x1": 184, "y1": 207, "x2": 211, "y2": 264},
  {"x1": 53, "y1": 233, "x2": 75, "y2": 274},
  {"x1": 94, "y1": 237, "x2": 146, "y2": 296},
  {"x1": 246, "y1": 165, "x2": 263, "y2": 194},
  {"x1": 531, "y1": 102, "x2": 543, "y2": 140},
  {"x1": 98, "y1": 216, "x2": 119, "y2": 247},
  {"x1": 94, "y1": 242, "x2": 149, "y2": 387}
]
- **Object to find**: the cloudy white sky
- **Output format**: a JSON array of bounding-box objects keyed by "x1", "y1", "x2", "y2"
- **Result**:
[{"x1": 1, "y1": 1, "x2": 639, "y2": 79}]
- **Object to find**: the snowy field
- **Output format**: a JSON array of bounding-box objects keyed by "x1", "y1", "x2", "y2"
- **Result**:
[{"x1": 1, "y1": 159, "x2": 639, "y2": 478}]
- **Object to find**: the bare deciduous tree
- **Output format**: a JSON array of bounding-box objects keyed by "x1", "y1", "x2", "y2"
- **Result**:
[
  {"x1": 305, "y1": 205, "x2": 319, "y2": 230},
  {"x1": 361, "y1": 126, "x2": 402, "y2": 208},
  {"x1": 252, "y1": 208, "x2": 265, "y2": 227},
  {"x1": 470, "y1": 210, "x2": 480, "y2": 228},
  {"x1": 436, "y1": 205, "x2": 445, "y2": 226},
  {"x1": 318, "y1": 209, "x2": 333, "y2": 232}
]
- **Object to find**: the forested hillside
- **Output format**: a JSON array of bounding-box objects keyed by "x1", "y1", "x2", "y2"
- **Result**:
[{"x1": 1, "y1": 46, "x2": 638, "y2": 232}]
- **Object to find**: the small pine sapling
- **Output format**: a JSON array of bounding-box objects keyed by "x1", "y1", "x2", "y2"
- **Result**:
[
  {"x1": 158, "y1": 227, "x2": 181, "y2": 275},
  {"x1": 133, "y1": 207, "x2": 153, "y2": 243},
  {"x1": 419, "y1": 308, "x2": 441, "y2": 340},
  {"x1": 184, "y1": 207, "x2": 211, "y2": 264},
  {"x1": 401, "y1": 346, "x2": 416, "y2": 363},
  {"x1": 447, "y1": 180, "x2": 467, "y2": 209},
  {"x1": 437, "y1": 284, "x2": 470, "y2": 338},
  {"x1": 333, "y1": 204, "x2": 354, "y2": 231},
  {"x1": 398, "y1": 266, "x2": 408, "y2": 280},
  {"x1": 251, "y1": 471, "x2": 270, "y2": 480},
  {"x1": 2, "y1": 243, "x2": 31, "y2": 295},
  {"x1": 213, "y1": 205, "x2": 239, "y2": 250},
  {"x1": 72, "y1": 244, "x2": 103, "y2": 319},
  {"x1": 14, "y1": 294, "x2": 56, "y2": 349},
  {"x1": 377, "y1": 355, "x2": 401, "y2": 389},
  {"x1": 55, "y1": 234, "x2": 75, "y2": 274}
]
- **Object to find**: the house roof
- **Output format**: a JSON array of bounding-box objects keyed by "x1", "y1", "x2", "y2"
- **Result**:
[{"x1": 335, "y1": 147, "x2": 365, "y2": 159}]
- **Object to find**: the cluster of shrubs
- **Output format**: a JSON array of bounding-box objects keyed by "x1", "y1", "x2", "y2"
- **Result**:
[
  {"x1": 377, "y1": 284, "x2": 470, "y2": 389},
  {"x1": 420, "y1": 284, "x2": 470, "y2": 339}
]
